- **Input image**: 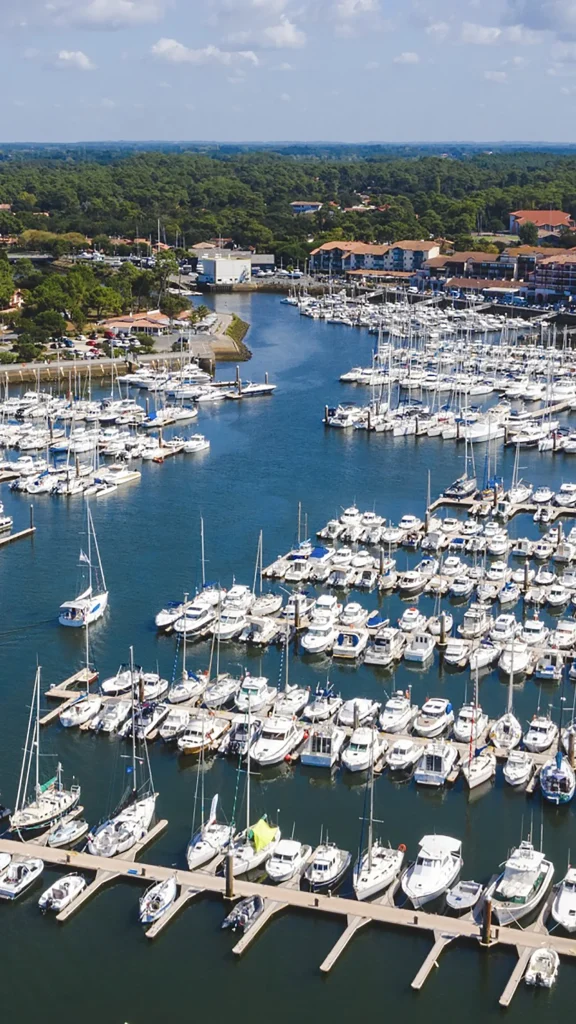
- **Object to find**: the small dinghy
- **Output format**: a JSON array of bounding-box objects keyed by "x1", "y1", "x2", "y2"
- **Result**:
[
  {"x1": 446, "y1": 879, "x2": 483, "y2": 914},
  {"x1": 47, "y1": 818, "x2": 90, "y2": 848},
  {"x1": 38, "y1": 873, "x2": 86, "y2": 912},
  {"x1": 525, "y1": 947, "x2": 559, "y2": 988},
  {"x1": 222, "y1": 895, "x2": 265, "y2": 933},
  {"x1": 0, "y1": 858, "x2": 44, "y2": 899},
  {"x1": 139, "y1": 876, "x2": 178, "y2": 924}
]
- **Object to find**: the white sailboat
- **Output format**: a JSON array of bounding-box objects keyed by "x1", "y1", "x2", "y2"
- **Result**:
[
  {"x1": 490, "y1": 637, "x2": 522, "y2": 750},
  {"x1": 59, "y1": 619, "x2": 101, "y2": 727},
  {"x1": 353, "y1": 731, "x2": 404, "y2": 900},
  {"x1": 59, "y1": 506, "x2": 108, "y2": 627},
  {"x1": 460, "y1": 671, "x2": 496, "y2": 790},
  {"x1": 11, "y1": 668, "x2": 81, "y2": 833},
  {"x1": 229, "y1": 701, "x2": 281, "y2": 875},
  {"x1": 87, "y1": 649, "x2": 157, "y2": 857}
]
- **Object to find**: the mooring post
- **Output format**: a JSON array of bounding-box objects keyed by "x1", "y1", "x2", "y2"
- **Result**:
[
  {"x1": 29, "y1": 504, "x2": 34, "y2": 530},
  {"x1": 225, "y1": 851, "x2": 234, "y2": 899},
  {"x1": 482, "y1": 898, "x2": 493, "y2": 946}
]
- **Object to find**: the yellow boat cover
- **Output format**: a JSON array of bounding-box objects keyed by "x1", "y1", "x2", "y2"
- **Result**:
[{"x1": 249, "y1": 817, "x2": 277, "y2": 852}]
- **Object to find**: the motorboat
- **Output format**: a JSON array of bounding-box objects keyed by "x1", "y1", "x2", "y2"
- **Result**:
[
  {"x1": 210, "y1": 607, "x2": 248, "y2": 641},
  {"x1": 249, "y1": 716, "x2": 302, "y2": 766},
  {"x1": 401, "y1": 835, "x2": 462, "y2": 907},
  {"x1": 540, "y1": 752, "x2": 576, "y2": 804},
  {"x1": 139, "y1": 876, "x2": 178, "y2": 924},
  {"x1": 266, "y1": 839, "x2": 311, "y2": 883},
  {"x1": 300, "y1": 619, "x2": 337, "y2": 655},
  {"x1": 90, "y1": 699, "x2": 131, "y2": 733},
  {"x1": 304, "y1": 843, "x2": 351, "y2": 890},
  {"x1": 38, "y1": 873, "x2": 86, "y2": 913},
  {"x1": 442, "y1": 556, "x2": 464, "y2": 577},
  {"x1": 177, "y1": 714, "x2": 230, "y2": 755},
  {"x1": 449, "y1": 575, "x2": 474, "y2": 599},
  {"x1": 461, "y1": 749, "x2": 496, "y2": 790},
  {"x1": 398, "y1": 607, "x2": 427, "y2": 633},
  {"x1": 240, "y1": 617, "x2": 282, "y2": 646},
  {"x1": 398, "y1": 570, "x2": 426, "y2": 594},
  {"x1": 46, "y1": 817, "x2": 90, "y2": 848},
  {"x1": 458, "y1": 604, "x2": 491, "y2": 639},
  {"x1": 533, "y1": 651, "x2": 563, "y2": 683},
  {"x1": 446, "y1": 880, "x2": 483, "y2": 914},
  {"x1": 0, "y1": 858, "x2": 44, "y2": 899},
  {"x1": 230, "y1": 817, "x2": 281, "y2": 876},
  {"x1": 100, "y1": 665, "x2": 134, "y2": 696},
  {"x1": 452, "y1": 703, "x2": 488, "y2": 743},
  {"x1": 443, "y1": 638, "x2": 471, "y2": 668},
  {"x1": 414, "y1": 743, "x2": 459, "y2": 786},
  {"x1": 338, "y1": 698, "x2": 379, "y2": 728},
  {"x1": 379, "y1": 690, "x2": 417, "y2": 733},
  {"x1": 168, "y1": 670, "x2": 207, "y2": 705},
  {"x1": 219, "y1": 715, "x2": 261, "y2": 758},
  {"x1": 222, "y1": 895, "x2": 265, "y2": 933},
  {"x1": 547, "y1": 583, "x2": 570, "y2": 608},
  {"x1": 485, "y1": 840, "x2": 554, "y2": 924},
  {"x1": 235, "y1": 675, "x2": 276, "y2": 713},
  {"x1": 498, "y1": 639, "x2": 531, "y2": 676},
  {"x1": 339, "y1": 602, "x2": 370, "y2": 627},
  {"x1": 552, "y1": 867, "x2": 576, "y2": 932},
  {"x1": 333, "y1": 627, "x2": 369, "y2": 659},
  {"x1": 203, "y1": 674, "x2": 240, "y2": 709},
  {"x1": 159, "y1": 707, "x2": 190, "y2": 741},
  {"x1": 469, "y1": 639, "x2": 502, "y2": 671},
  {"x1": 300, "y1": 722, "x2": 347, "y2": 768},
  {"x1": 173, "y1": 601, "x2": 216, "y2": 636},
  {"x1": 490, "y1": 614, "x2": 518, "y2": 643},
  {"x1": 386, "y1": 738, "x2": 421, "y2": 772},
  {"x1": 404, "y1": 632, "x2": 435, "y2": 664},
  {"x1": 364, "y1": 626, "x2": 406, "y2": 667},
  {"x1": 302, "y1": 683, "x2": 343, "y2": 722},
  {"x1": 550, "y1": 619, "x2": 576, "y2": 649},
  {"x1": 503, "y1": 750, "x2": 534, "y2": 787},
  {"x1": 525, "y1": 948, "x2": 559, "y2": 988},
  {"x1": 341, "y1": 727, "x2": 387, "y2": 772},
  {"x1": 140, "y1": 673, "x2": 169, "y2": 702},
  {"x1": 310, "y1": 594, "x2": 341, "y2": 623},
  {"x1": 524, "y1": 715, "x2": 558, "y2": 753},
  {"x1": 413, "y1": 698, "x2": 454, "y2": 738},
  {"x1": 59, "y1": 694, "x2": 102, "y2": 728}
]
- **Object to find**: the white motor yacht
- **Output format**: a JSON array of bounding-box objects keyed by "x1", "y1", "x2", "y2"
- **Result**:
[
  {"x1": 379, "y1": 690, "x2": 417, "y2": 733},
  {"x1": 404, "y1": 632, "x2": 435, "y2": 664},
  {"x1": 338, "y1": 698, "x2": 379, "y2": 728},
  {"x1": 38, "y1": 873, "x2": 86, "y2": 913},
  {"x1": 485, "y1": 840, "x2": 554, "y2": 925},
  {"x1": 302, "y1": 684, "x2": 342, "y2": 723},
  {"x1": 249, "y1": 717, "x2": 302, "y2": 766},
  {"x1": 443, "y1": 638, "x2": 471, "y2": 668},
  {"x1": 177, "y1": 714, "x2": 230, "y2": 755},
  {"x1": 266, "y1": 840, "x2": 311, "y2": 883},
  {"x1": 305, "y1": 843, "x2": 351, "y2": 890},
  {"x1": 300, "y1": 722, "x2": 347, "y2": 768},
  {"x1": 333, "y1": 627, "x2": 369, "y2": 659},
  {"x1": 413, "y1": 698, "x2": 454, "y2": 738},
  {"x1": 503, "y1": 750, "x2": 534, "y2": 787},
  {"x1": 469, "y1": 639, "x2": 501, "y2": 671},
  {"x1": 458, "y1": 603, "x2": 491, "y2": 639},
  {"x1": 398, "y1": 607, "x2": 427, "y2": 633},
  {"x1": 90, "y1": 699, "x2": 131, "y2": 733},
  {"x1": 219, "y1": 715, "x2": 261, "y2": 758},
  {"x1": 498, "y1": 639, "x2": 531, "y2": 676},
  {"x1": 453, "y1": 704, "x2": 488, "y2": 743},
  {"x1": 490, "y1": 614, "x2": 518, "y2": 643},
  {"x1": 235, "y1": 675, "x2": 276, "y2": 713},
  {"x1": 364, "y1": 626, "x2": 406, "y2": 667},
  {"x1": 524, "y1": 715, "x2": 558, "y2": 753},
  {"x1": 159, "y1": 707, "x2": 190, "y2": 741},
  {"x1": 401, "y1": 835, "x2": 462, "y2": 907},
  {"x1": 386, "y1": 738, "x2": 421, "y2": 772},
  {"x1": 301, "y1": 619, "x2": 337, "y2": 655},
  {"x1": 341, "y1": 727, "x2": 387, "y2": 772},
  {"x1": 173, "y1": 601, "x2": 215, "y2": 636},
  {"x1": 552, "y1": 867, "x2": 576, "y2": 932},
  {"x1": 414, "y1": 743, "x2": 459, "y2": 786},
  {"x1": 210, "y1": 607, "x2": 247, "y2": 641}
]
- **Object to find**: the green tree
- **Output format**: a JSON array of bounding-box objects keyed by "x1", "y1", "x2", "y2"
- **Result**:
[
  {"x1": 160, "y1": 293, "x2": 184, "y2": 320},
  {"x1": 152, "y1": 250, "x2": 178, "y2": 303},
  {"x1": 518, "y1": 221, "x2": 539, "y2": 246}
]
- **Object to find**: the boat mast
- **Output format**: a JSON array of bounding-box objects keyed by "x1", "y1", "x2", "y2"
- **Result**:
[
  {"x1": 367, "y1": 729, "x2": 375, "y2": 871},
  {"x1": 87, "y1": 503, "x2": 93, "y2": 595},
  {"x1": 246, "y1": 698, "x2": 251, "y2": 834},
  {"x1": 35, "y1": 665, "x2": 41, "y2": 798},
  {"x1": 200, "y1": 516, "x2": 206, "y2": 589},
  {"x1": 89, "y1": 506, "x2": 106, "y2": 594},
  {"x1": 182, "y1": 592, "x2": 188, "y2": 680},
  {"x1": 507, "y1": 636, "x2": 514, "y2": 715},
  {"x1": 130, "y1": 647, "x2": 137, "y2": 795},
  {"x1": 15, "y1": 669, "x2": 39, "y2": 815}
]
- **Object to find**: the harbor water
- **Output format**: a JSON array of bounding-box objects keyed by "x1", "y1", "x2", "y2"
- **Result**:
[{"x1": 1, "y1": 292, "x2": 575, "y2": 1021}]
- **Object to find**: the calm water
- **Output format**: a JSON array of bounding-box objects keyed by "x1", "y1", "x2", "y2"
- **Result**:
[{"x1": 1, "y1": 293, "x2": 575, "y2": 1021}]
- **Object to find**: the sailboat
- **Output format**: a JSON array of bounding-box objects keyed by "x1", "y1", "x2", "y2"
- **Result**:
[
  {"x1": 59, "y1": 618, "x2": 101, "y2": 727},
  {"x1": 186, "y1": 793, "x2": 232, "y2": 870},
  {"x1": 541, "y1": 684, "x2": 576, "y2": 805},
  {"x1": 229, "y1": 700, "x2": 281, "y2": 875},
  {"x1": 87, "y1": 650, "x2": 157, "y2": 857},
  {"x1": 59, "y1": 505, "x2": 108, "y2": 627},
  {"x1": 353, "y1": 731, "x2": 404, "y2": 900},
  {"x1": 489, "y1": 636, "x2": 522, "y2": 750},
  {"x1": 460, "y1": 670, "x2": 496, "y2": 790},
  {"x1": 443, "y1": 401, "x2": 477, "y2": 499},
  {"x1": 11, "y1": 668, "x2": 81, "y2": 833},
  {"x1": 167, "y1": 592, "x2": 207, "y2": 703}
]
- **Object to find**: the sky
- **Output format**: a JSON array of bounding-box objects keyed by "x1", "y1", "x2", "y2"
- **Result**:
[{"x1": 2, "y1": 0, "x2": 576, "y2": 142}]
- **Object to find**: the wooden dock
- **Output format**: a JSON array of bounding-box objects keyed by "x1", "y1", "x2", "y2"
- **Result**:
[
  {"x1": 0, "y1": 526, "x2": 36, "y2": 548},
  {"x1": 40, "y1": 668, "x2": 99, "y2": 726}
]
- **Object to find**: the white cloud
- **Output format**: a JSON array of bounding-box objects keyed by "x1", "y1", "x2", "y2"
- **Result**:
[
  {"x1": 100, "y1": 97, "x2": 116, "y2": 107},
  {"x1": 552, "y1": 41, "x2": 576, "y2": 62},
  {"x1": 561, "y1": 84, "x2": 576, "y2": 93},
  {"x1": 271, "y1": 61, "x2": 294, "y2": 70},
  {"x1": 426, "y1": 21, "x2": 450, "y2": 41},
  {"x1": 461, "y1": 22, "x2": 501, "y2": 44},
  {"x1": 484, "y1": 69, "x2": 507, "y2": 82},
  {"x1": 505, "y1": 23, "x2": 546, "y2": 43},
  {"x1": 55, "y1": 48, "x2": 95, "y2": 69},
  {"x1": 506, "y1": 0, "x2": 576, "y2": 37},
  {"x1": 262, "y1": 16, "x2": 306, "y2": 47},
  {"x1": 393, "y1": 51, "x2": 419, "y2": 64},
  {"x1": 151, "y1": 38, "x2": 259, "y2": 64},
  {"x1": 280, "y1": 91, "x2": 290, "y2": 101},
  {"x1": 336, "y1": 0, "x2": 378, "y2": 18},
  {"x1": 53, "y1": 0, "x2": 164, "y2": 29},
  {"x1": 365, "y1": 59, "x2": 379, "y2": 68}
]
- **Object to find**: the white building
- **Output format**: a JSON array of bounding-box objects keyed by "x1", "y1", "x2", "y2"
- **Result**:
[{"x1": 196, "y1": 257, "x2": 252, "y2": 285}]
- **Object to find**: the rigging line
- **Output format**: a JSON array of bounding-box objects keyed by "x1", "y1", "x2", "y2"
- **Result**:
[
  {"x1": 0, "y1": 618, "x2": 57, "y2": 639},
  {"x1": 170, "y1": 631, "x2": 181, "y2": 685}
]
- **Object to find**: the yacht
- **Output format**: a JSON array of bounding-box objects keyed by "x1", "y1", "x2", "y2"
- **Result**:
[
  {"x1": 552, "y1": 868, "x2": 576, "y2": 932},
  {"x1": 450, "y1": 575, "x2": 474, "y2": 599},
  {"x1": 540, "y1": 752, "x2": 576, "y2": 804},
  {"x1": 379, "y1": 690, "x2": 417, "y2": 733},
  {"x1": 386, "y1": 738, "x2": 421, "y2": 772},
  {"x1": 59, "y1": 507, "x2": 108, "y2": 627},
  {"x1": 203, "y1": 674, "x2": 240, "y2": 709},
  {"x1": 219, "y1": 715, "x2": 261, "y2": 758},
  {"x1": 159, "y1": 707, "x2": 190, "y2": 741},
  {"x1": 173, "y1": 601, "x2": 216, "y2": 636},
  {"x1": 469, "y1": 639, "x2": 502, "y2": 671},
  {"x1": 338, "y1": 698, "x2": 379, "y2": 728},
  {"x1": 398, "y1": 607, "x2": 427, "y2": 633},
  {"x1": 100, "y1": 665, "x2": 133, "y2": 695},
  {"x1": 414, "y1": 743, "x2": 459, "y2": 786},
  {"x1": 230, "y1": 817, "x2": 281, "y2": 876},
  {"x1": 490, "y1": 614, "x2": 518, "y2": 643},
  {"x1": 401, "y1": 835, "x2": 462, "y2": 907},
  {"x1": 186, "y1": 796, "x2": 232, "y2": 869},
  {"x1": 364, "y1": 626, "x2": 406, "y2": 667},
  {"x1": 503, "y1": 750, "x2": 534, "y2": 787},
  {"x1": 210, "y1": 607, "x2": 247, "y2": 641},
  {"x1": 139, "y1": 877, "x2": 178, "y2": 924},
  {"x1": 398, "y1": 570, "x2": 426, "y2": 594},
  {"x1": 524, "y1": 715, "x2": 558, "y2": 753},
  {"x1": 404, "y1": 632, "x2": 435, "y2": 664},
  {"x1": 300, "y1": 722, "x2": 347, "y2": 768},
  {"x1": 443, "y1": 638, "x2": 472, "y2": 668},
  {"x1": 413, "y1": 698, "x2": 454, "y2": 738},
  {"x1": 498, "y1": 639, "x2": 531, "y2": 676},
  {"x1": 300, "y1": 619, "x2": 337, "y2": 655},
  {"x1": 177, "y1": 714, "x2": 230, "y2": 755},
  {"x1": 240, "y1": 616, "x2": 282, "y2": 646},
  {"x1": 266, "y1": 840, "x2": 312, "y2": 883},
  {"x1": 452, "y1": 703, "x2": 488, "y2": 743},
  {"x1": 485, "y1": 839, "x2": 554, "y2": 924},
  {"x1": 533, "y1": 651, "x2": 563, "y2": 683},
  {"x1": 458, "y1": 604, "x2": 491, "y2": 639},
  {"x1": 310, "y1": 594, "x2": 341, "y2": 623},
  {"x1": 235, "y1": 675, "x2": 276, "y2": 713},
  {"x1": 249, "y1": 717, "x2": 302, "y2": 766},
  {"x1": 302, "y1": 683, "x2": 343, "y2": 723},
  {"x1": 39, "y1": 874, "x2": 86, "y2": 913},
  {"x1": 341, "y1": 727, "x2": 387, "y2": 773},
  {"x1": 333, "y1": 627, "x2": 369, "y2": 659},
  {"x1": 304, "y1": 843, "x2": 351, "y2": 890},
  {"x1": 90, "y1": 699, "x2": 131, "y2": 733},
  {"x1": 0, "y1": 858, "x2": 44, "y2": 900}
]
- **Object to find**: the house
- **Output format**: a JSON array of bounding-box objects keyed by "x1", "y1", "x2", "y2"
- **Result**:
[
  {"x1": 99, "y1": 310, "x2": 172, "y2": 336},
  {"x1": 531, "y1": 252, "x2": 576, "y2": 298},
  {"x1": 290, "y1": 201, "x2": 323, "y2": 215},
  {"x1": 309, "y1": 240, "x2": 440, "y2": 275},
  {"x1": 509, "y1": 210, "x2": 574, "y2": 238},
  {"x1": 383, "y1": 240, "x2": 440, "y2": 272},
  {"x1": 196, "y1": 256, "x2": 252, "y2": 286}
]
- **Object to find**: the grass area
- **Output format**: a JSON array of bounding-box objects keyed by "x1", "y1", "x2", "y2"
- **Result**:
[{"x1": 225, "y1": 313, "x2": 252, "y2": 358}]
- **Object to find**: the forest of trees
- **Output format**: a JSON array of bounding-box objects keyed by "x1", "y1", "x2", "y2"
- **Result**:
[{"x1": 2, "y1": 146, "x2": 576, "y2": 262}]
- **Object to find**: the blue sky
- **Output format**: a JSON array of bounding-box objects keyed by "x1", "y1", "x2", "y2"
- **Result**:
[{"x1": 2, "y1": 0, "x2": 576, "y2": 142}]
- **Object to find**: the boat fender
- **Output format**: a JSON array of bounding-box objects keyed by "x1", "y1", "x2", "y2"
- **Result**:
[
  {"x1": 303, "y1": 731, "x2": 309, "y2": 741},
  {"x1": 284, "y1": 754, "x2": 292, "y2": 763},
  {"x1": 398, "y1": 843, "x2": 407, "y2": 853}
]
